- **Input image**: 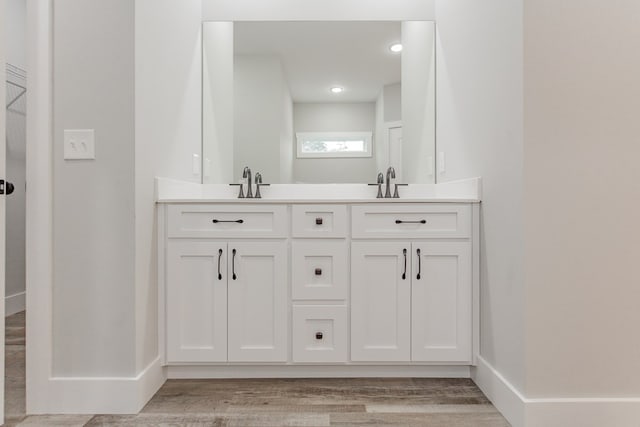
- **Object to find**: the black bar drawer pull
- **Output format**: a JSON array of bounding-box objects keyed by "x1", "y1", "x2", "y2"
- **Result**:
[
  {"x1": 212, "y1": 219, "x2": 244, "y2": 224},
  {"x1": 416, "y1": 248, "x2": 421, "y2": 280},
  {"x1": 402, "y1": 248, "x2": 407, "y2": 280},
  {"x1": 232, "y1": 249, "x2": 237, "y2": 280},
  {"x1": 217, "y1": 249, "x2": 223, "y2": 280},
  {"x1": 395, "y1": 219, "x2": 426, "y2": 224}
]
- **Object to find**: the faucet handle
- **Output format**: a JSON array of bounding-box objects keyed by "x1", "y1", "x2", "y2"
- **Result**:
[
  {"x1": 229, "y1": 183, "x2": 245, "y2": 198},
  {"x1": 255, "y1": 183, "x2": 270, "y2": 199},
  {"x1": 254, "y1": 173, "x2": 270, "y2": 199},
  {"x1": 368, "y1": 182, "x2": 384, "y2": 198},
  {"x1": 393, "y1": 183, "x2": 408, "y2": 199}
]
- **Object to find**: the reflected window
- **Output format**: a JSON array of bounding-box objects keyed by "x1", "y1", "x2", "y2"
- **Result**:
[{"x1": 296, "y1": 132, "x2": 372, "y2": 158}]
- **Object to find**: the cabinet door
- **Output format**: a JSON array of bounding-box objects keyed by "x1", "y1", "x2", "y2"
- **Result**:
[
  {"x1": 166, "y1": 241, "x2": 227, "y2": 363},
  {"x1": 351, "y1": 242, "x2": 411, "y2": 361},
  {"x1": 228, "y1": 241, "x2": 288, "y2": 362},
  {"x1": 412, "y1": 242, "x2": 472, "y2": 362}
]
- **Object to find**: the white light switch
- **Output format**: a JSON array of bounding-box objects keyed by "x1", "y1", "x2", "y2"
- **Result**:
[{"x1": 64, "y1": 129, "x2": 95, "y2": 160}]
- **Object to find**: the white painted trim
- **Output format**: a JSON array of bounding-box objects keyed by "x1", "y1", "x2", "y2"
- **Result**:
[
  {"x1": 472, "y1": 355, "x2": 640, "y2": 427},
  {"x1": 25, "y1": 0, "x2": 54, "y2": 415},
  {"x1": 31, "y1": 357, "x2": 166, "y2": 414},
  {"x1": 471, "y1": 355, "x2": 526, "y2": 427},
  {"x1": 471, "y1": 203, "x2": 480, "y2": 365},
  {"x1": 168, "y1": 364, "x2": 471, "y2": 379},
  {"x1": 157, "y1": 204, "x2": 167, "y2": 366},
  {"x1": 5, "y1": 291, "x2": 26, "y2": 317},
  {"x1": 525, "y1": 400, "x2": 640, "y2": 427}
]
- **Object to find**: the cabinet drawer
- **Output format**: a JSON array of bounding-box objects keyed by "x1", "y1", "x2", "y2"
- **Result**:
[
  {"x1": 292, "y1": 305, "x2": 347, "y2": 363},
  {"x1": 292, "y1": 241, "x2": 348, "y2": 301},
  {"x1": 167, "y1": 204, "x2": 287, "y2": 238},
  {"x1": 292, "y1": 205, "x2": 347, "y2": 238},
  {"x1": 351, "y1": 204, "x2": 471, "y2": 239}
]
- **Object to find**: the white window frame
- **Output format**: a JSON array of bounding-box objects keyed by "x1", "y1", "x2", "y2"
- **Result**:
[{"x1": 296, "y1": 131, "x2": 373, "y2": 158}]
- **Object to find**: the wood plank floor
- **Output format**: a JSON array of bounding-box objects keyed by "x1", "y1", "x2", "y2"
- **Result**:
[{"x1": 5, "y1": 312, "x2": 509, "y2": 426}]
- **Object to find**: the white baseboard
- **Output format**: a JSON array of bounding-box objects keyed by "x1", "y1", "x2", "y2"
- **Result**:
[
  {"x1": 471, "y1": 355, "x2": 526, "y2": 426},
  {"x1": 168, "y1": 364, "x2": 471, "y2": 379},
  {"x1": 526, "y1": 399, "x2": 640, "y2": 427},
  {"x1": 31, "y1": 357, "x2": 166, "y2": 414},
  {"x1": 472, "y1": 355, "x2": 640, "y2": 427},
  {"x1": 6, "y1": 291, "x2": 26, "y2": 316}
]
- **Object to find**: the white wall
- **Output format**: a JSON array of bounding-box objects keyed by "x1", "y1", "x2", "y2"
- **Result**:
[
  {"x1": 374, "y1": 90, "x2": 386, "y2": 175},
  {"x1": 402, "y1": 21, "x2": 435, "y2": 184},
  {"x1": 234, "y1": 55, "x2": 291, "y2": 183},
  {"x1": 383, "y1": 83, "x2": 401, "y2": 123},
  {"x1": 135, "y1": 0, "x2": 203, "y2": 372},
  {"x1": 202, "y1": 22, "x2": 234, "y2": 184},
  {"x1": 52, "y1": 0, "x2": 136, "y2": 376},
  {"x1": 293, "y1": 102, "x2": 377, "y2": 183},
  {"x1": 279, "y1": 83, "x2": 294, "y2": 184},
  {"x1": 202, "y1": 0, "x2": 434, "y2": 21},
  {"x1": 524, "y1": 0, "x2": 640, "y2": 398},
  {"x1": 6, "y1": 0, "x2": 26, "y2": 69},
  {"x1": 435, "y1": 0, "x2": 525, "y2": 395}
]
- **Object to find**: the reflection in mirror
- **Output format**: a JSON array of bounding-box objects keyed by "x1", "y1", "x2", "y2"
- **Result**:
[{"x1": 202, "y1": 21, "x2": 435, "y2": 184}]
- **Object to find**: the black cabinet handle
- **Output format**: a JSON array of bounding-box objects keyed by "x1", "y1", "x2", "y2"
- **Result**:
[
  {"x1": 402, "y1": 248, "x2": 407, "y2": 280},
  {"x1": 0, "y1": 180, "x2": 14, "y2": 195},
  {"x1": 416, "y1": 248, "x2": 421, "y2": 280},
  {"x1": 315, "y1": 332, "x2": 323, "y2": 340},
  {"x1": 232, "y1": 249, "x2": 237, "y2": 280},
  {"x1": 217, "y1": 249, "x2": 223, "y2": 280},
  {"x1": 315, "y1": 268, "x2": 322, "y2": 276},
  {"x1": 212, "y1": 219, "x2": 244, "y2": 224},
  {"x1": 315, "y1": 217, "x2": 323, "y2": 225},
  {"x1": 395, "y1": 219, "x2": 426, "y2": 224}
]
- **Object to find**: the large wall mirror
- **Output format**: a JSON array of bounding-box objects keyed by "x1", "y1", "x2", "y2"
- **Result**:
[{"x1": 202, "y1": 21, "x2": 435, "y2": 184}]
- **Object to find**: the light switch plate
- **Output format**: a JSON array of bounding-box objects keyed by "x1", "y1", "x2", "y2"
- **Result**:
[{"x1": 64, "y1": 129, "x2": 95, "y2": 160}]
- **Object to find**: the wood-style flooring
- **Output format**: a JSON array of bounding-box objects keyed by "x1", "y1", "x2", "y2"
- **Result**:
[{"x1": 5, "y1": 311, "x2": 509, "y2": 426}]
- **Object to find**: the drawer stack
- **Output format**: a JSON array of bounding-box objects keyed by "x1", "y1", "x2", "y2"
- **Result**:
[{"x1": 291, "y1": 205, "x2": 348, "y2": 363}]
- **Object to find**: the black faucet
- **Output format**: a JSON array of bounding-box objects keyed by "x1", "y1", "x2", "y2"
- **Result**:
[
  {"x1": 242, "y1": 166, "x2": 253, "y2": 198},
  {"x1": 385, "y1": 166, "x2": 396, "y2": 198}
]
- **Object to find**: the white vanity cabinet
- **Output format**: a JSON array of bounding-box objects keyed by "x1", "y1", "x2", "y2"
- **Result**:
[
  {"x1": 163, "y1": 205, "x2": 288, "y2": 364},
  {"x1": 158, "y1": 200, "x2": 479, "y2": 374},
  {"x1": 351, "y1": 242, "x2": 411, "y2": 361},
  {"x1": 351, "y1": 241, "x2": 472, "y2": 363},
  {"x1": 350, "y1": 204, "x2": 474, "y2": 364},
  {"x1": 166, "y1": 240, "x2": 228, "y2": 363},
  {"x1": 411, "y1": 242, "x2": 471, "y2": 362}
]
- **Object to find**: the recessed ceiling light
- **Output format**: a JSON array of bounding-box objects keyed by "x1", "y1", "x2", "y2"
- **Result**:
[
  {"x1": 330, "y1": 86, "x2": 344, "y2": 94},
  {"x1": 389, "y1": 43, "x2": 403, "y2": 53}
]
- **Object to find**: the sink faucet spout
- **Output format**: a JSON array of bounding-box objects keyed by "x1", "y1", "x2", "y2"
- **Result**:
[
  {"x1": 385, "y1": 166, "x2": 396, "y2": 198},
  {"x1": 243, "y1": 166, "x2": 253, "y2": 198}
]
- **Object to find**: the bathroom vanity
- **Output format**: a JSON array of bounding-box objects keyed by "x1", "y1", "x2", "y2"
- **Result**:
[
  {"x1": 156, "y1": 179, "x2": 480, "y2": 377},
  {"x1": 155, "y1": 19, "x2": 480, "y2": 378}
]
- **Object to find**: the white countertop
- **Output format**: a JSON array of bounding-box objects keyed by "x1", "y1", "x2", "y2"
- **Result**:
[{"x1": 155, "y1": 177, "x2": 482, "y2": 204}]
